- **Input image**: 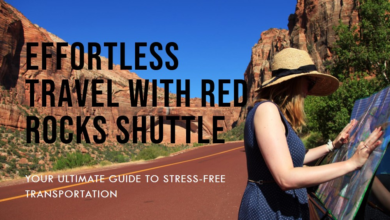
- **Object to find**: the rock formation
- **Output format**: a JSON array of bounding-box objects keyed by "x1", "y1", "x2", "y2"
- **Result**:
[
  {"x1": 0, "y1": 0, "x2": 363, "y2": 142},
  {"x1": 242, "y1": 28, "x2": 290, "y2": 120},
  {"x1": 239, "y1": 0, "x2": 360, "y2": 122},
  {"x1": 288, "y1": 0, "x2": 359, "y2": 72},
  {"x1": 0, "y1": 0, "x2": 241, "y2": 144}
]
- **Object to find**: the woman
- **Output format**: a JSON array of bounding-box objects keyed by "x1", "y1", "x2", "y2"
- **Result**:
[{"x1": 238, "y1": 48, "x2": 383, "y2": 219}]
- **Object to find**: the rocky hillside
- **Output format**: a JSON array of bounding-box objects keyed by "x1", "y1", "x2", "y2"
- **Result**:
[
  {"x1": 288, "y1": 0, "x2": 359, "y2": 72},
  {"x1": 240, "y1": 0, "x2": 360, "y2": 121},
  {"x1": 0, "y1": 0, "x2": 241, "y2": 144}
]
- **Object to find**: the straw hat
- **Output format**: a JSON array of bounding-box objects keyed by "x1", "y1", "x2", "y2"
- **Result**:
[{"x1": 256, "y1": 48, "x2": 339, "y2": 96}]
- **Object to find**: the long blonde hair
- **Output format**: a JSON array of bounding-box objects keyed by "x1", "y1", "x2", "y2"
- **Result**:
[{"x1": 255, "y1": 77, "x2": 306, "y2": 131}]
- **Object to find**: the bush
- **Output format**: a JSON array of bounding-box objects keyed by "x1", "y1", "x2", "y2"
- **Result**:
[
  {"x1": 99, "y1": 160, "x2": 112, "y2": 166},
  {"x1": 53, "y1": 152, "x2": 96, "y2": 170},
  {"x1": 217, "y1": 122, "x2": 245, "y2": 142},
  {"x1": 136, "y1": 145, "x2": 169, "y2": 161},
  {"x1": 0, "y1": 155, "x2": 6, "y2": 163},
  {"x1": 18, "y1": 168, "x2": 31, "y2": 177},
  {"x1": 10, "y1": 148, "x2": 21, "y2": 158},
  {"x1": 304, "y1": 78, "x2": 386, "y2": 141},
  {"x1": 192, "y1": 142, "x2": 204, "y2": 147},
  {"x1": 117, "y1": 155, "x2": 130, "y2": 163},
  {"x1": 6, "y1": 161, "x2": 16, "y2": 173},
  {"x1": 37, "y1": 165, "x2": 46, "y2": 172},
  {"x1": 331, "y1": 0, "x2": 390, "y2": 83},
  {"x1": 104, "y1": 150, "x2": 130, "y2": 163},
  {"x1": 304, "y1": 0, "x2": 389, "y2": 145}
]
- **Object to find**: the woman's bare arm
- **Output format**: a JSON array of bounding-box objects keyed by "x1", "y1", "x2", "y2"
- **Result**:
[
  {"x1": 303, "y1": 120, "x2": 357, "y2": 165},
  {"x1": 303, "y1": 145, "x2": 329, "y2": 164},
  {"x1": 254, "y1": 103, "x2": 382, "y2": 191}
]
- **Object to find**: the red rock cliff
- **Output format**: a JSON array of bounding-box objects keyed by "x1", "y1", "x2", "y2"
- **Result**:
[
  {"x1": 242, "y1": 28, "x2": 290, "y2": 119},
  {"x1": 0, "y1": 0, "x2": 241, "y2": 144},
  {"x1": 239, "y1": 0, "x2": 359, "y2": 122},
  {"x1": 288, "y1": 0, "x2": 359, "y2": 72}
]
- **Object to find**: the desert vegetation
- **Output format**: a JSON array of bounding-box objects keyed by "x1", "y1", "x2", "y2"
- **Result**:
[{"x1": 0, "y1": 116, "x2": 204, "y2": 180}]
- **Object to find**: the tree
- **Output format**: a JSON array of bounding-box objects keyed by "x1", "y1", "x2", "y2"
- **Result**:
[
  {"x1": 331, "y1": 0, "x2": 390, "y2": 84},
  {"x1": 304, "y1": 77, "x2": 383, "y2": 147},
  {"x1": 303, "y1": 0, "x2": 390, "y2": 148}
]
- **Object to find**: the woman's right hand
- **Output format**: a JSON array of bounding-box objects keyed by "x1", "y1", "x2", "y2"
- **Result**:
[{"x1": 348, "y1": 127, "x2": 383, "y2": 170}]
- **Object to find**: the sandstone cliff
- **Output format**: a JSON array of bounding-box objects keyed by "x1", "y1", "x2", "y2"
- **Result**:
[
  {"x1": 288, "y1": 0, "x2": 359, "y2": 72},
  {"x1": 0, "y1": 0, "x2": 241, "y2": 144},
  {"x1": 239, "y1": 0, "x2": 359, "y2": 122},
  {"x1": 242, "y1": 28, "x2": 290, "y2": 119}
]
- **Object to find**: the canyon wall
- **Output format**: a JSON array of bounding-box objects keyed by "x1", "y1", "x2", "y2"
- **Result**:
[
  {"x1": 0, "y1": 0, "x2": 241, "y2": 144},
  {"x1": 240, "y1": 0, "x2": 359, "y2": 121}
]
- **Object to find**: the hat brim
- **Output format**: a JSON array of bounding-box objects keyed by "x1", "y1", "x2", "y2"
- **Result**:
[{"x1": 255, "y1": 71, "x2": 340, "y2": 96}]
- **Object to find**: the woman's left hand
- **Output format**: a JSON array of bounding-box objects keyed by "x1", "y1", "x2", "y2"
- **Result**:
[{"x1": 333, "y1": 119, "x2": 358, "y2": 149}]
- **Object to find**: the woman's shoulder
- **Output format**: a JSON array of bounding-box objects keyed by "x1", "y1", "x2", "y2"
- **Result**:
[
  {"x1": 246, "y1": 101, "x2": 280, "y2": 123},
  {"x1": 251, "y1": 101, "x2": 287, "y2": 139},
  {"x1": 246, "y1": 101, "x2": 281, "y2": 126},
  {"x1": 252, "y1": 101, "x2": 280, "y2": 115},
  {"x1": 254, "y1": 102, "x2": 280, "y2": 119}
]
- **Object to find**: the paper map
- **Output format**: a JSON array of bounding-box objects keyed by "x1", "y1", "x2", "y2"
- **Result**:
[{"x1": 315, "y1": 86, "x2": 390, "y2": 220}]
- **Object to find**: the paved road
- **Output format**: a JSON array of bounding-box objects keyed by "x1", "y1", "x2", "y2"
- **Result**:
[{"x1": 0, "y1": 142, "x2": 247, "y2": 220}]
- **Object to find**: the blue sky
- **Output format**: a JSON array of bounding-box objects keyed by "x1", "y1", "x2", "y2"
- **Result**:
[{"x1": 8, "y1": 0, "x2": 297, "y2": 104}]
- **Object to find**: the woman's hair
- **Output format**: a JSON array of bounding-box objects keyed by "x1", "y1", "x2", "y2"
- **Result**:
[{"x1": 255, "y1": 76, "x2": 306, "y2": 131}]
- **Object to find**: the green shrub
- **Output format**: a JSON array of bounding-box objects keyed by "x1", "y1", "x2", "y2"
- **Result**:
[
  {"x1": 6, "y1": 161, "x2": 16, "y2": 173},
  {"x1": 192, "y1": 142, "x2": 204, "y2": 147},
  {"x1": 32, "y1": 157, "x2": 39, "y2": 164},
  {"x1": 99, "y1": 160, "x2": 112, "y2": 166},
  {"x1": 104, "y1": 150, "x2": 130, "y2": 163},
  {"x1": 41, "y1": 146, "x2": 49, "y2": 153},
  {"x1": 306, "y1": 0, "x2": 389, "y2": 143},
  {"x1": 0, "y1": 155, "x2": 6, "y2": 163},
  {"x1": 117, "y1": 155, "x2": 130, "y2": 163},
  {"x1": 14, "y1": 130, "x2": 20, "y2": 138},
  {"x1": 53, "y1": 152, "x2": 96, "y2": 170},
  {"x1": 18, "y1": 168, "x2": 31, "y2": 177},
  {"x1": 304, "y1": 78, "x2": 386, "y2": 140},
  {"x1": 10, "y1": 148, "x2": 21, "y2": 158},
  {"x1": 136, "y1": 145, "x2": 169, "y2": 160},
  {"x1": 37, "y1": 165, "x2": 46, "y2": 172},
  {"x1": 331, "y1": 0, "x2": 390, "y2": 83},
  {"x1": 29, "y1": 164, "x2": 37, "y2": 170},
  {"x1": 217, "y1": 122, "x2": 245, "y2": 142}
]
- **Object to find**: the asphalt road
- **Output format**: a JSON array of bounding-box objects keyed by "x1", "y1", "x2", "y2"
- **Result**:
[{"x1": 0, "y1": 142, "x2": 247, "y2": 220}]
